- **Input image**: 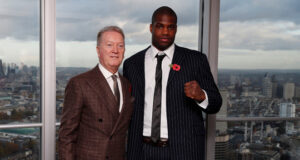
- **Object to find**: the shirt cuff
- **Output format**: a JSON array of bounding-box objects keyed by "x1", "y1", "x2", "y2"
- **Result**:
[{"x1": 195, "y1": 90, "x2": 208, "y2": 109}]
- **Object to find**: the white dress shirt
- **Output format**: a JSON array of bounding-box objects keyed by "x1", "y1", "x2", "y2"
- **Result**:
[
  {"x1": 98, "y1": 63, "x2": 123, "y2": 112},
  {"x1": 143, "y1": 44, "x2": 209, "y2": 138}
]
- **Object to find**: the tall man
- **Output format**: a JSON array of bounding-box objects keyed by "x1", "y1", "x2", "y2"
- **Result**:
[
  {"x1": 59, "y1": 26, "x2": 134, "y2": 160},
  {"x1": 123, "y1": 6, "x2": 222, "y2": 160}
]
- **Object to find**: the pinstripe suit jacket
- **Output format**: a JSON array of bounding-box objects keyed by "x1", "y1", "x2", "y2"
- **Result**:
[
  {"x1": 58, "y1": 66, "x2": 134, "y2": 160},
  {"x1": 123, "y1": 45, "x2": 222, "y2": 160}
]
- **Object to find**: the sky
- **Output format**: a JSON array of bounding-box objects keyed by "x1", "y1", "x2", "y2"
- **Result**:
[{"x1": 0, "y1": 0, "x2": 300, "y2": 69}]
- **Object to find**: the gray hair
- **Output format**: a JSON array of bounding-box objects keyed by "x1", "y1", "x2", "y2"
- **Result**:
[{"x1": 96, "y1": 26, "x2": 125, "y2": 46}]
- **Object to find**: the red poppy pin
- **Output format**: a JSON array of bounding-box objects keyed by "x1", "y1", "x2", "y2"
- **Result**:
[{"x1": 169, "y1": 64, "x2": 181, "y2": 71}]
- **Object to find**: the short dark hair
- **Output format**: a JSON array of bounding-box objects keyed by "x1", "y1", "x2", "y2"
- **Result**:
[
  {"x1": 151, "y1": 6, "x2": 177, "y2": 24},
  {"x1": 97, "y1": 26, "x2": 125, "y2": 46}
]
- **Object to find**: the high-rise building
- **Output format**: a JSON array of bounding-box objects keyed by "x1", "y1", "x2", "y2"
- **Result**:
[
  {"x1": 271, "y1": 75, "x2": 278, "y2": 98},
  {"x1": 283, "y1": 83, "x2": 295, "y2": 100},
  {"x1": 215, "y1": 134, "x2": 230, "y2": 160},
  {"x1": 216, "y1": 89, "x2": 228, "y2": 134},
  {"x1": 280, "y1": 103, "x2": 296, "y2": 117},
  {"x1": 279, "y1": 103, "x2": 296, "y2": 134},
  {"x1": 276, "y1": 84, "x2": 283, "y2": 98},
  {"x1": 295, "y1": 86, "x2": 300, "y2": 98},
  {"x1": 0, "y1": 59, "x2": 5, "y2": 78},
  {"x1": 263, "y1": 73, "x2": 272, "y2": 98}
]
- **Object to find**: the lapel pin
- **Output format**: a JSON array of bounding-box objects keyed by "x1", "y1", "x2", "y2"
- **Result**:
[{"x1": 169, "y1": 64, "x2": 181, "y2": 71}]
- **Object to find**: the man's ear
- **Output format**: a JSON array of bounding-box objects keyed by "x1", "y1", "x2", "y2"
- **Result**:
[
  {"x1": 96, "y1": 46, "x2": 101, "y2": 57},
  {"x1": 150, "y1": 24, "x2": 153, "y2": 33}
]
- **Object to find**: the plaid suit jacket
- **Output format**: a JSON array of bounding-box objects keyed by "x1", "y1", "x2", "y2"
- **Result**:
[{"x1": 59, "y1": 65, "x2": 134, "y2": 160}]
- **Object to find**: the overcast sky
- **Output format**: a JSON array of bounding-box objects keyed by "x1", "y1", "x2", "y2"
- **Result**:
[{"x1": 0, "y1": 0, "x2": 300, "y2": 69}]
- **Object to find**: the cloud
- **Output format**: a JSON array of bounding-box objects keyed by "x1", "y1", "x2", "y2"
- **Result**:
[
  {"x1": 0, "y1": 37, "x2": 39, "y2": 66},
  {"x1": 220, "y1": 0, "x2": 300, "y2": 24},
  {"x1": 56, "y1": 0, "x2": 199, "y2": 42},
  {"x1": 219, "y1": 21, "x2": 300, "y2": 50},
  {"x1": 1, "y1": 0, "x2": 300, "y2": 69},
  {"x1": 0, "y1": 0, "x2": 39, "y2": 40}
]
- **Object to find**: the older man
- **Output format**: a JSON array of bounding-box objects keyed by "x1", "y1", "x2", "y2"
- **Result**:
[{"x1": 59, "y1": 26, "x2": 134, "y2": 160}]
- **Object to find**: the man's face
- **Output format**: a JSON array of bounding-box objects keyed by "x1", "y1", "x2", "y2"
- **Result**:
[
  {"x1": 150, "y1": 14, "x2": 177, "y2": 51},
  {"x1": 96, "y1": 31, "x2": 125, "y2": 73}
]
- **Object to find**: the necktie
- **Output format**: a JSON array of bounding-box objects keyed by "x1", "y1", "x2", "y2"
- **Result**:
[
  {"x1": 151, "y1": 53, "x2": 166, "y2": 142},
  {"x1": 111, "y1": 74, "x2": 120, "y2": 108}
]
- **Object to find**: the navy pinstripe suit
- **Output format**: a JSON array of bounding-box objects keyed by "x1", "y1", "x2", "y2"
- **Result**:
[{"x1": 123, "y1": 45, "x2": 222, "y2": 160}]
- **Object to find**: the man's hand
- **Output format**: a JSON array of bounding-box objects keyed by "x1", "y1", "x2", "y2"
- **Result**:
[{"x1": 184, "y1": 80, "x2": 206, "y2": 102}]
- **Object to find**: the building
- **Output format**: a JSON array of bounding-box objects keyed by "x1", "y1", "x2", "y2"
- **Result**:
[
  {"x1": 283, "y1": 82, "x2": 295, "y2": 100},
  {"x1": 295, "y1": 86, "x2": 300, "y2": 99},
  {"x1": 279, "y1": 103, "x2": 296, "y2": 134},
  {"x1": 215, "y1": 134, "x2": 230, "y2": 160},
  {"x1": 263, "y1": 73, "x2": 272, "y2": 98},
  {"x1": 216, "y1": 89, "x2": 229, "y2": 134},
  {"x1": 0, "y1": 59, "x2": 5, "y2": 78}
]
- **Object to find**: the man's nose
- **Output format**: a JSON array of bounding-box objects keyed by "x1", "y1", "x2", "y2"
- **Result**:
[
  {"x1": 112, "y1": 45, "x2": 118, "y2": 53},
  {"x1": 162, "y1": 27, "x2": 169, "y2": 35}
]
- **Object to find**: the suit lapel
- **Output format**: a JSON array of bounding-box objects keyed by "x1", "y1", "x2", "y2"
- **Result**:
[
  {"x1": 168, "y1": 45, "x2": 185, "y2": 83},
  {"x1": 135, "y1": 49, "x2": 147, "y2": 95},
  {"x1": 87, "y1": 66, "x2": 119, "y2": 119}
]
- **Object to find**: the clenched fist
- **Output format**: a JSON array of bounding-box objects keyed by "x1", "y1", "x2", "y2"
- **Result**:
[{"x1": 184, "y1": 80, "x2": 206, "y2": 102}]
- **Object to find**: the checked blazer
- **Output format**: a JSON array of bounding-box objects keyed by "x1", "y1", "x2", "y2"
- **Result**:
[
  {"x1": 123, "y1": 45, "x2": 222, "y2": 160},
  {"x1": 58, "y1": 65, "x2": 134, "y2": 160}
]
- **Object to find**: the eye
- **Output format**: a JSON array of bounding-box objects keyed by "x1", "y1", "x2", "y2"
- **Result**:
[
  {"x1": 118, "y1": 44, "x2": 124, "y2": 48},
  {"x1": 168, "y1": 25, "x2": 176, "y2": 30},
  {"x1": 107, "y1": 43, "x2": 113, "y2": 47},
  {"x1": 156, "y1": 24, "x2": 163, "y2": 29}
]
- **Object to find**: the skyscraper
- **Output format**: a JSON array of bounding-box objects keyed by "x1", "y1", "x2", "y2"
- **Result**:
[
  {"x1": 279, "y1": 103, "x2": 296, "y2": 117},
  {"x1": 263, "y1": 73, "x2": 272, "y2": 98},
  {"x1": 216, "y1": 89, "x2": 229, "y2": 133},
  {"x1": 279, "y1": 103, "x2": 296, "y2": 134},
  {"x1": 0, "y1": 59, "x2": 5, "y2": 78},
  {"x1": 283, "y1": 83, "x2": 295, "y2": 100}
]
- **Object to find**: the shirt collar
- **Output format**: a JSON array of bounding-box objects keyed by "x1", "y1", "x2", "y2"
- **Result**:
[
  {"x1": 98, "y1": 63, "x2": 119, "y2": 79},
  {"x1": 150, "y1": 43, "x2": 175, "y2": 60}
]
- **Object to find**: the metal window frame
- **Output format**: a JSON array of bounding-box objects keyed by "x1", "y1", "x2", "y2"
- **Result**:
[
  {"x1": 201, "y1": 1, "x2": 300, "y2": 159},
  {"x1": 0, "y1": 0, "x2": 56, "y2": 160},
  {"x1": 41, "y1": 0, "x2": 56, "y2": 159},
  {"x1": 199, "y1": 0, "x2": 220, "y2": 159}
]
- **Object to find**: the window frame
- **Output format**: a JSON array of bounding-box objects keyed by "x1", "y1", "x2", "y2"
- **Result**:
[
  {"x1": 207, "y1": 0, "x2": 300, "y2": 159},
  {"x1": 199, "y1": 0, "x2": 220, "y2": 159},
  {"x1": 40, "y1": 0, "x2": 56, "y2": 159},
  {"x1": 7, "y1": 0, "x2": 299, "y2": 159}
]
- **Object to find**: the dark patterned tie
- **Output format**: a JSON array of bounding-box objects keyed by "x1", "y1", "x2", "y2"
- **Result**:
[
  {"x1": 111, "y1": 74, "x2": 120, "y2": 108},
  {"x1": 151, "y1": 53, "x2": 166, "y2": 143}
]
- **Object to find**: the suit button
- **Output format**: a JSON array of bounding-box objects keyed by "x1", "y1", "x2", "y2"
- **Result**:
[
  {"x1": 98, "y1": 118, "x2": 103, "y2": 122},
  {"x1": 106, "y1": 156, "x2": 109, "y2": 159}
]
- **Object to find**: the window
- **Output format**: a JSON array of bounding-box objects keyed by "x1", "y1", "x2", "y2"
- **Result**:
[
  {"x1": 0, "y1": 0, "x2": 41, "y2": 159},
  {"x1": 216, "y1": 0, "x2": 300, "y2": 159}
]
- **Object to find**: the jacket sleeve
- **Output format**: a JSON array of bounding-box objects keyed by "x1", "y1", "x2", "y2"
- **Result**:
[
  {"x1": 58, "y1": 78, "x2": 83, "y2": 160},
  {"x1": 196, "y1": 54, "x2": 222, "y2": 114}
]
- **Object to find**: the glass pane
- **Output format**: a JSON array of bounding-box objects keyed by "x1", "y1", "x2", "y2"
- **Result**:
[
  {"x1": 0, "y1": 127, "x2": 41, "y2": 159},
  {"x1": 0, "y1": 0, "x2": 40, "y2": 124},
  {"x1": 217, "y1": 0, "x2": 300, "y2": 159},
  {"x1": 56, "y1": 0, "x2": 199, "y2": 121}
]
